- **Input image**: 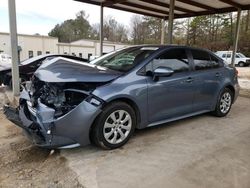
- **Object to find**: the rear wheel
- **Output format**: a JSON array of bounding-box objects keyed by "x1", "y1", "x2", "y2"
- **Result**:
[
  {"x1": 91, "y1": 102, "x2": 136, "y2": 149},
  {"x1": 213, "y1": 88, "x2": 233, "y2": 117}
]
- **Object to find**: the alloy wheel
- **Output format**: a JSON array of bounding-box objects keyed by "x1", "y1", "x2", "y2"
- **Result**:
[
  {"x1": 103, "y1": 110, "x2": 132, "y2": 144},
  {"x1": 219, "y1": 92, "x2": 232, "y2": 114}
]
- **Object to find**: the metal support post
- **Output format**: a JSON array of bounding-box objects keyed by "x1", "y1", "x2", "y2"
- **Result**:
[
  {"x1": 8, "y1": 0, "x2": 20, "y2": 96},
  {"x1": 231, "y1": 8, "x2": 241, "y2": 66},
  {"x1": 167, "y1": 0, "x2": 175, "y2": 44}
]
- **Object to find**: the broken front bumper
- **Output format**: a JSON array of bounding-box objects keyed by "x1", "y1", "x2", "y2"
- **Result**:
[{"x1": 4, "y1": 89, "x2": 102, "y2": 149}]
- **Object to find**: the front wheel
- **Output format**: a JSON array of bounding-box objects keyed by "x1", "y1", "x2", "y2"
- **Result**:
[
  {"x1": 91, "y1": 102, "x2": 136, "y2": 149},
  {"x1": 238, "y1": 61, "x2": 245, "y2": 67},
  {"x1": 213, "y1": 88, "x2": 233, "y2": 117}
]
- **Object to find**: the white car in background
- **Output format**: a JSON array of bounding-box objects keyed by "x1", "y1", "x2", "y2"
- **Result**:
[{"x1": 215, "y1": 51, "x2": 250, "y2": 67}]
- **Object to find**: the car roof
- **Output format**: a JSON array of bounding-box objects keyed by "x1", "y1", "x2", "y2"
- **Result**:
[{"x1": 128, "y1": 44, "x2": 212, "y2": 52}]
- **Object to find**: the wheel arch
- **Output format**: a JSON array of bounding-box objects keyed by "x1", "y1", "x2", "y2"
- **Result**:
[
  {"x1": 88, "y1": 96, "x2": 142, "y2": 146},
  {"x1": 102, "y1": 97, "x2": 141, "y2": 128},
  {"x1": 213, "y1": 83, "x2": 236, "y2": 111},
  {"x1": 224, "y1": 84, "x2": 235, "y2": 101}
]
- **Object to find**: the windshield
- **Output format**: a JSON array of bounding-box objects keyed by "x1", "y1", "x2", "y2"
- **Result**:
[
  {"x1": 91, "y1": 47, "x2": 158, "y2": 72},
  {"x1": 237, "y1": 53, "x2": 246, "y2": 58}
]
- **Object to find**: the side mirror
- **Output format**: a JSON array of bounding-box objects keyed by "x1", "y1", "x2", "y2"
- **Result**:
[{"x1": 153, "y1": 67, "x2": 174, "y2": 81}]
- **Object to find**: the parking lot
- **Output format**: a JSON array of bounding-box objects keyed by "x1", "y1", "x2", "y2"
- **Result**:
[{"x1": 0, "y1": 94, "x2": 250, "y2": 188}]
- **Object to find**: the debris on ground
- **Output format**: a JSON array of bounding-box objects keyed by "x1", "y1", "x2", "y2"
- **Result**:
[{"x1": 0, "y1": 112, "x2": 84, "y2": 188}]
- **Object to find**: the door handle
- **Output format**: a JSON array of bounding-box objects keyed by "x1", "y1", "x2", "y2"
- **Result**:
[{"x1": 186, "y1": 77, "x2": 193, "y2": 83}]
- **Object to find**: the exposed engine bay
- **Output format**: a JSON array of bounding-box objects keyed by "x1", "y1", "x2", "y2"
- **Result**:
[{"x1": 25, "y1": 76, "x2": 105, "y2": 118}]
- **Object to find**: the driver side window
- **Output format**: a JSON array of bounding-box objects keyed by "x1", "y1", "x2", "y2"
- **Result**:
[{"x1": 145, "y1": 48, "x2": 189, "y2": 74}]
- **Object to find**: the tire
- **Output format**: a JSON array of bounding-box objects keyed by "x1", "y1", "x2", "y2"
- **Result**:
[
  {"x1": 213, "y1": 88, "x2": 233, "y2": 117},
  {"x1": 91, "y1": 102, "x2": 136, "y2": 149},
  {"x1": 238, "y1": 61, "x2": 245, "y2": 67}
]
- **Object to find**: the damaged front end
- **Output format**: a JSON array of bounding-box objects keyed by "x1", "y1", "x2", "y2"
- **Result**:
[{"x1": 4, "y1": 77, "x2": 105, "y2": 148}]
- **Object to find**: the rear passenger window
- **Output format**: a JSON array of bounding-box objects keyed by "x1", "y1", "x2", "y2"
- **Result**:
[
  {"x1": 192, "y1": 50, "x2": 220, "y2": 70},
  {"x1": 145, "y1": 48, "x2": 189, "y2": 73}
]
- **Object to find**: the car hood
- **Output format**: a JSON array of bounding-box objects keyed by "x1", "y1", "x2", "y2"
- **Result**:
[{"x1": 34, "y1": 57, "x2": 122, "y2": 83}]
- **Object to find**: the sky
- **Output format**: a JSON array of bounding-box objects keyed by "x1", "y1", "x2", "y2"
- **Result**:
[{"x1": 0, "y1": 0, "x2": 135, "y2": 35}]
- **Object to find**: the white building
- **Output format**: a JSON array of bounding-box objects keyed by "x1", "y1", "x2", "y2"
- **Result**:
[
  {"x1": 58, "y1": 39, "x2": 127, "y2": 59},
  {"x1": 0, "y1": 32, "x2": 129, "y2": 61}
]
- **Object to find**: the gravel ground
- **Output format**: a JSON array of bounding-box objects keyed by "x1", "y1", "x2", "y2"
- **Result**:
[{"x1": 0, "y1": 112, "x2": 83, "y2": 188}]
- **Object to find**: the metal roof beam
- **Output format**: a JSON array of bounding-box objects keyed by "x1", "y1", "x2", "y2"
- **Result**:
[
  {"x1": 108, "y1": 5, "x2": 167, "y2": 19},
  {"x1": 75, "y1": 0, "x2": 101, "y2": 6},
  {"x1": 75, "y1": 0, "x2": 166, "y2": 18},
  {"x1": 75, "y1": 0, "x2": 250, "y2": 19},
  {"x1": 219, "y1": 0, "x2": 243, "y2": 9},
  {"x1": 139, "y1": 0, "x2": 195, "y2": 14},
  {"x1": 103, "y1": 0, "x2": 127, "y2": 7},
  {"x1": 176, "y1": 0, "x2": 216, "y2": 12},
  {"x1": 117, "y1": 2, "x2": 171, "y2": 16}
]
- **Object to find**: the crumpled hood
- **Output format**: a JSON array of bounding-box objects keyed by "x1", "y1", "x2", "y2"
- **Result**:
[{"x1": 34, "y1": 57, "x2": 122, "y2": 82}]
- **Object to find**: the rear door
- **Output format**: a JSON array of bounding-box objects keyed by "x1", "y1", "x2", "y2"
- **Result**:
[
  {"x1": 189, "y1": 49, "x2": 224, "y2": 112},
  {"x1": 145, "y1": 48, "x2": 195, "y2": 124}
]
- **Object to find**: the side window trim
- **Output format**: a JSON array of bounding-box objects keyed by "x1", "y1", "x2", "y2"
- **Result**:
[
  {"x1": 209, "y1": 53, "x2": 224, "y2": 68},
  {"x1": 190, "y1": 49, "x2": 221, "y2": 71},
  {"x1": 138, "y1": 47, "x2": 191, "y2": 76}
]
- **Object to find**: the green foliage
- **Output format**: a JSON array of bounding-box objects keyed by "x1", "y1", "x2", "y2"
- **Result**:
[
  {"x1": 49, "y1": 10, "x2": 250, "y2": 55},
  {"x1": 48, "y1": 11, "x2": 92, "y2": 42},
  {"x1": 130, "y1": 15, "x2": 161, "y2": 44},
  {"x1": 103, "y1": 16, "x2": 128, "y2": 42},
  {"x1": 174, "y1": 11, "x2": 250, "y2": 54}
]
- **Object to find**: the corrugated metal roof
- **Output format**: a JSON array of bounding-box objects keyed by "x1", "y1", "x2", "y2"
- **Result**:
[{"x1": 75, "y1": 0, "x2": 250, "y2": 19}]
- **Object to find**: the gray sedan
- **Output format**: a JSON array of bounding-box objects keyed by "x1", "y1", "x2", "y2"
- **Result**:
[{"x1": 5, "y1": 45, "x2": 239, "y2": 149}]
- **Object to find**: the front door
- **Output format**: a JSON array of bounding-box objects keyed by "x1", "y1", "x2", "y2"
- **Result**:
[{"x1": 145, "y1": 48, "x2": 195, "y2": 124}]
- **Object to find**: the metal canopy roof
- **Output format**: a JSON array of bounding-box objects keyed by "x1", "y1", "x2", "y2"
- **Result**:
[{"x1": 76, "y1": 0, "x2": 250, "y2": 19}]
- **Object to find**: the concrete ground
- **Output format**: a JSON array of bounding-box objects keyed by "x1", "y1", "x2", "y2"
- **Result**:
[
  {"x1": 1, "y1": 97, "x2": 250, "y2": 188},
  {"x1": 0, "y1": 67, "x2": 250, "y2": 188},
  {"x1": 60, "y1": 96, "x2": 250, "y2": 188}
]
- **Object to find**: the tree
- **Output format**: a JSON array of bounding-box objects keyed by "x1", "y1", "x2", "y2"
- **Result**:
[
  {"x1": 87, "y1": 16, "x2": 128, "y2": 42},
  {"x1": 49, "y1": 11, "x2": 92, "y2": 42},
  {"x1": 130, "y1": 15, "x2": 162, "y2": 44},
  {"x1": 103, "y1": 16, "x2": 128, "y2": 42},
  {"x1": 130, "y1": 15, "x2": 145, "y2": 44}
]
